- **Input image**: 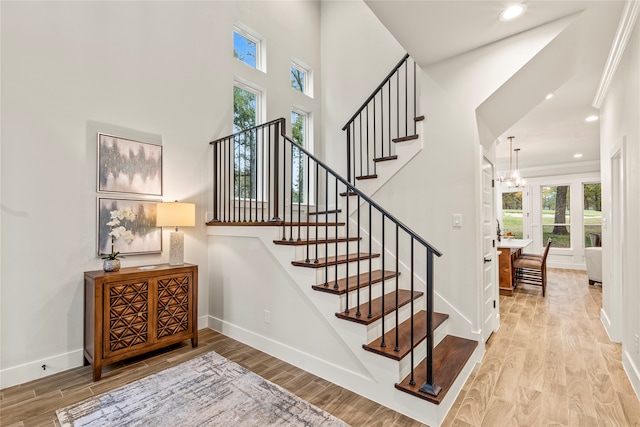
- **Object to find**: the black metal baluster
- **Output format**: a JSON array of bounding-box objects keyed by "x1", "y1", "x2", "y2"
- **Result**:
[
  {"x1": 233, "y1": 136, "x2": 236, "y2": 223},
  {"x1": 213, "y1": 143, "x2": 218, "y2": 222},
  {"x1": 321, "y1": 168, "x2": 326, "y2": 279},
  {"x1": 315, "y1": 164, "x2": 321, "y2": 265},
  {"x1": 356, "y1": 196, "x2": 361, "y2": 317},
  {"x1": 334, "y1": 179, "x2": 338, "y2": 289},
  {"x1": 380, "y1": 215, "x2": 386, "y2": 348},
  {"x1": 396, "y1": 70, "x2": 400, "y2": 138},
  {"x1": 359, "y1": 115, "x2": 363, "y2": 181},
  {"x1": 243, "y1": 133, "x2": 247, "y2": 222},
  {"x1": 344, "y1": 184, "x2": 350, "y2": 314},
  {"x1": 273, "y1": 120, "x2": 280, "y2": 223},
  {"x1": 388, "y1": 81, "x2": 392, "y2": 157},
  {"x1": 368, "y1": 203, "x2": 372, "y2": 318},
  {"x1": 366, "y1": 105, "x2": 370, "y2": 177},
  {"x1": 373, "y1": 96, "x2": 377, "y2": 176},
  {"x1": 419, "y1": 249, "x2": 441, "y2": 397},
  {"x1": 289, "y1": 142, "x2": 294, "y2": 241},
  {"x1": 410, "y1": 238, "x2": 415, "y2": 385},
  {"x1": 394, "y1": 223, "x2": 400, "y2": 352},
  {"x1": 414, "y1": 60, "x2": 417, "y2": 136},
  {"x1": 405, "y1": 60, "x2": 408, "y2": 136},
  {"x1": 346, "y1": 126, "x2": 352, "y2": 185},
  {"x1": 296, "y1": 145, "x2": 301, "y2": 241},
  {"x1": 305, "y1": 154, "x2": 311, "y2": 262}
]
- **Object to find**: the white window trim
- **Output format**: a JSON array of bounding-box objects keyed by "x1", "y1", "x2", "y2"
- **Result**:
[
  {"x1": 291, "y1": 59, "x2": 313, "y2": 98},
  {"x1": 233, "y1": 24, "x2": 266, "y2": 72}
]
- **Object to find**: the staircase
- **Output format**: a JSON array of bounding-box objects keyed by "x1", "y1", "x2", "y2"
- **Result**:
[{"x1": 207, "y1": 55, "x2": 478, "y2": 425}]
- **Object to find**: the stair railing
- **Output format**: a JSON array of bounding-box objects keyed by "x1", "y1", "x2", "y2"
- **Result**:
[
  {"x1": 342, "y1": 53, "x2": 420, "y2": 186},
  {"x1": 209, "y1": 117, "x2": 444, "y2": 397}
]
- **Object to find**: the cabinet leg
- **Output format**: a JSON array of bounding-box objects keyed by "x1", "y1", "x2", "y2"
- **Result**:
[
  {"x1": 92, "y1": 364, "x2": 102, "y2": 381},
  {"x1": 191, "y1": 334, "x2": 198, "y2": 348}
]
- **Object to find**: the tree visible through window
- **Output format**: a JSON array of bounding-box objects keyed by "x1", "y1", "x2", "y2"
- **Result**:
[
  {"x1": 291, "y1": 110, "x2": 307, "y2": 203},
  {"x1": 501, "y1": 191, "x2": 523, "y2": 239},
  {"x1": 291, "y1": 64, "x2": 306, "y2": 93},
  {"x1": 542, "y1": 185, "x2": 571, "y2": 248},
  {"x1": 234, "y1": 30, "x2": 258, "y2": 69},
  {"x1": 584, "y1": 183, "x2": 602, "y2": 247},
  {"x1": 234, "y1": 85, "x2": 258, "y2": 199}
]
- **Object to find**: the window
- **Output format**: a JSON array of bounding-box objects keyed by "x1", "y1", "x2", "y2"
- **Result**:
[
  {"x1": 233, "y1": 27, "x2": 261, "y2": 70},
  {"x1": 542, "y1": 185, "x2": 571, "y2": 248},
  {"x1": 583, "y1": 183, "x2": 602, "y2": 247},
  {"x1": 291, "y1": 110, "x2": 308, "y2": 203},
  {"x1": 501, "y1": 191, "x2": 523, "y2": 239},
  {"x1": 233, "y1": 84, "x2": 261, "y2": 199},
  {"x1": 291, "y1": 63, "x2": 307, "y2": 94}
]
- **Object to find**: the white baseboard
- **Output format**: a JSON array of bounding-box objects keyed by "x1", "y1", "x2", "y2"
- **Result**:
[
  {"x1": 622, "y1": 350, "x2": 640, "y2": 400},
  {"x1": 600, "y1": 308, "x2": 621, "y2": 343},
  {"x1": 0, "y1": 349, "x2": 85, "y2": 389},
  {"x1": 206, "y1": 315, "x2": 372, "y2": 384}
]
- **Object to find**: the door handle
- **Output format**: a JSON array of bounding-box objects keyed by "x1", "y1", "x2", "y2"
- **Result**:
[{"x1": 484, "y1": 257, "x2": 492, "y2": 263}]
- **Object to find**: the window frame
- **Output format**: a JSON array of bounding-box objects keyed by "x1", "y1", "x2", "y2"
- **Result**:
[{"x1": 233, "y1": 25, "x2": 265, "y2": 72}]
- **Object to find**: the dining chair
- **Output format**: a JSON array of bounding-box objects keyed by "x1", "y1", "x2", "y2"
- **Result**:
[{"x1": 513, "y1": 238, "x2": 552, "y2": 296}]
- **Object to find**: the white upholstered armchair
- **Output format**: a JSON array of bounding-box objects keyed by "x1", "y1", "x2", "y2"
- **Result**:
[{"x1": 584, "y1": 247, "x2": 602, "y2": 285}]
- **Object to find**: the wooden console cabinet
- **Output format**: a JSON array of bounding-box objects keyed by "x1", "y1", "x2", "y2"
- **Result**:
[{"x1": 84, "y1": 264, "x2": 198, "y2": 380}]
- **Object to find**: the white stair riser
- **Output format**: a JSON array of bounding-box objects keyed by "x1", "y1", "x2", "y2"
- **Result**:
[{"x1": 314, "y1": 258, "x2": 382, "y2": 283}]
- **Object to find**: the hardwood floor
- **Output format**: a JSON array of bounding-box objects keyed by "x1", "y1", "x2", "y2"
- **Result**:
[
  {"x1": 1, "y1": 268, "x2": 639, "y2": 426},
  {"x1": 442, "y1": 268, "x2": 640, "y2": 427}
]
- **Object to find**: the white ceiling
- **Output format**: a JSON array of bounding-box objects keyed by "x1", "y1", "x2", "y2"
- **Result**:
[{"x1": 365, "y1": 1, "x2": 626, "y2": 175}]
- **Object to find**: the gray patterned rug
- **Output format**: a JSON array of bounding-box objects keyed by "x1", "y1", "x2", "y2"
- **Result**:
[{"x1": 56, "y1": 351, "x2": 349, "y2": 426}]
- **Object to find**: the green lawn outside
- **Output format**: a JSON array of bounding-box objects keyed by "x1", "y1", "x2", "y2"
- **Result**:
[{"x1": 502, "y1": 209, "x2": 602, "y2": 248}]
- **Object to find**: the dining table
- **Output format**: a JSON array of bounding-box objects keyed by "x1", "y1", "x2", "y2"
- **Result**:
[{"x1": 497, "y1": 238, "x2": 533, "y2": 296}]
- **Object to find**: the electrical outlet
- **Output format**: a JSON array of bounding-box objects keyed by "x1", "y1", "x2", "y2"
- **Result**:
[{"x1": 264, "y1": 310, "x2": 271, "y2": 324}]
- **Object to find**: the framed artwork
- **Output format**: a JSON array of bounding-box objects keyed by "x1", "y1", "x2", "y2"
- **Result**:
[
  {"x1": 98, "y1": 198, "x2": 162, "y2": 256},
  {"x1": 97, "y1": 133, "x2": 163, "y2": 196}
]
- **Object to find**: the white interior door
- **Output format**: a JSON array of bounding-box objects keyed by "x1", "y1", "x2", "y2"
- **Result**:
[{"x1": 482, "y1": 157, "x2": 498, "y2": 341}]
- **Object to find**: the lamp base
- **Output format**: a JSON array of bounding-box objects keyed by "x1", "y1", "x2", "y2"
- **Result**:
[{"x1": 169, "y1": 231, "x2": 185, "y2": 266}]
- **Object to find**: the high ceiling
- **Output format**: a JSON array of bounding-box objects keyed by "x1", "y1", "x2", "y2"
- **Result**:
[{"x1": 365, "y1": 1, "x2": 626, "y2": 176}]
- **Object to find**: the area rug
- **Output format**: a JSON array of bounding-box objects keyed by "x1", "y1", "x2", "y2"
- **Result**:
[{"x1": 56, "y1": 351, "x2": 349, "y2": 426}]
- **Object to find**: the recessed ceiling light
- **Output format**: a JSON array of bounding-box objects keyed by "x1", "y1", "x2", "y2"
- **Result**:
[
  {"x1": 500, "y1": 4, "x2": 527, "y2": 21},
  {"x1": 546, "y1": 93, "x2": 554, "y2": 100},
  {"x1": 585, "y1": 115, "x2": 599, "y2": 122},
  {"x1": 574, "y1": 153, "x2": 583, "y2": 158}
]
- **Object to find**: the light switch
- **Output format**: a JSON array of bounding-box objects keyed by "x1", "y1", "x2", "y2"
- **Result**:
[{"x1": 452, "y1": 214, "x2": 462, "y2": 228}]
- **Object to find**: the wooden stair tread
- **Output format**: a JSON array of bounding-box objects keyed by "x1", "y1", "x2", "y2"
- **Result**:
[
  {"x1": 363, "y1": 311, "x2": 448, "y2": 360},
  {"x1": 414, "y1": 115, "x2": 425, "y2": 122},
  {"x1": 274, "y1": 237, "x2": 359, "y2": 246},
  {"x1": 292, "y1": 252, "x2": 380, "y2": 268},
  {"x1": 373, "y1": 155, "x2": 398, "y2": 163},
  {"x1": 339, "y1": 191, "x2": 358, "y2": 197},
  {"x1": 335, "y1": 289, "x2": 423, "y2": 325},
  {"x1": 356, "y1": 174, "x2": 378, "y2": 180},
  {"x1": 312, "y1": 270, "x2": 398, "y2": 295},
  {"x1": 392, "y1": 134, "x2": 419, "y2": 143},
  {"x1": 395, "y1": 335, "x2": 477, "y2": 404}
]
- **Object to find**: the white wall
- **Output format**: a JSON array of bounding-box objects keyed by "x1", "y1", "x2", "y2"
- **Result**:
[
  {"x1": 0, "y1": 0, "x2": 321, "y2": 387},
  {"x1": 600, "y1": 17, "x2": 640, "y2": 397},
  {"x1": 320, "y1": 0, "x2": 405, "y2": 175}
]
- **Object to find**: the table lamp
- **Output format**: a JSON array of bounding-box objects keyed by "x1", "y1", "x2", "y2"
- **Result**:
[{"x1": 156, "y1": 201, "x2": 196, "y2": 266}]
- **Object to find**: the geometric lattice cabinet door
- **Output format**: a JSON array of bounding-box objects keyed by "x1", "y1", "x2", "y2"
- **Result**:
[{"x1": 157, "y1": 275, "x2": 190, "y2": 338}]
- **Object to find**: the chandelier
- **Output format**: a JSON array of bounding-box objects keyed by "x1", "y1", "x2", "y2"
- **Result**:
[{"x1": 500, "y1": 136, "x2": 526, "y2": 188}]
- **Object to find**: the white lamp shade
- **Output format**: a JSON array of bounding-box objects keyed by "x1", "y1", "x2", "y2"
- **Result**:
[{"x1": 156, "y1": 202, "x2": 195, "y2": 227}]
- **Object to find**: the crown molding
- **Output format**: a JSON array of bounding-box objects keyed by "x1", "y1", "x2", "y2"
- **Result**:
[{"x1": 593, "y1": 0, "x2": 640, "y2": 108}]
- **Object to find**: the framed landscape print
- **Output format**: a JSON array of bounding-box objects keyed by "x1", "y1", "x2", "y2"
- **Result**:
[
  {"x1": 98, "y1": 198, "x2": 162, "y2": 256},
  {"x1": 97, "y1": 133, "x2": 163, "y2": 196}
]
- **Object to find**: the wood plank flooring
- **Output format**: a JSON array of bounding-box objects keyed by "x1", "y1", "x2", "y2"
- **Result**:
[
  {"x1": 1, "y1": 268, "x2": 639, "y2": 426},
  {"x1": 442, "y1": 268, "x2": 640, "y2": 427}
]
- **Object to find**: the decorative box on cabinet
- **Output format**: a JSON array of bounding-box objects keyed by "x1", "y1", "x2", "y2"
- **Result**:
[{"x1": 84, "y1": 263, "x2": 198, "y2": 381}]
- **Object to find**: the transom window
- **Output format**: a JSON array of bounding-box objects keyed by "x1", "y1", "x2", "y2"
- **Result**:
[
  {"x1": 291, "y1": 62, "x2": 307, "y2": 94},
  {"x1": 233, "y1": 27, "x2": 262, "y2": 70}
]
